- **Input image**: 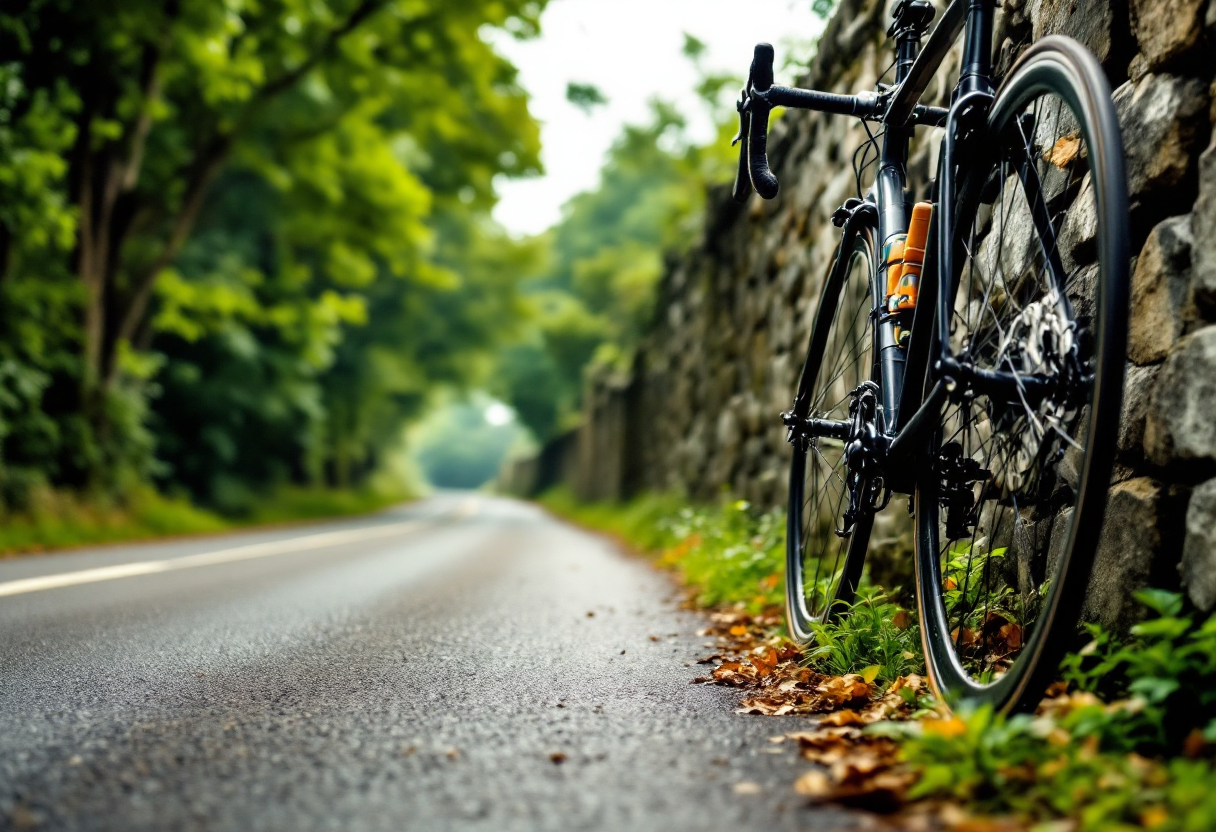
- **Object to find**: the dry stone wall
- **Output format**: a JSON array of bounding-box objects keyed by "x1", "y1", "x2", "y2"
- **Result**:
[{"x1": 513, "y1": 0, "x2": 1216, "y2": 628}]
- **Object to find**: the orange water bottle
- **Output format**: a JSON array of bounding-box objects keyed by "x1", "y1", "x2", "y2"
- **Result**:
[{"x1": 894, "y1": 202, "x2": 932, "y2": 311}]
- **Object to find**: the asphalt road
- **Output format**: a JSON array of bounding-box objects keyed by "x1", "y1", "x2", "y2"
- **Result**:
[{"x1": 0, "y1": 494, "x2": 862, "y2": 832}]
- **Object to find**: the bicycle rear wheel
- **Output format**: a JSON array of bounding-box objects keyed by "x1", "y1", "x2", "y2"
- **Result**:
[
  {"x1": 914, "y1": 37, "x2": 1129, "y2": 712},
  {"x1": 786, "y1": 225, "x2": 879, "y2": 644}
]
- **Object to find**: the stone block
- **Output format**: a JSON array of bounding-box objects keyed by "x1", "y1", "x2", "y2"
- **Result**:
[
  {"x1": 1145, "y1": 325, "x2": 1216, "y2": 472},
  {"x1": 1182, "y1": 478, "x2": 1216, "y2": 610},
  {"x1": 1114, "y1": 74, "x2": 1208, "y2": 200},
  {"x1": 1119, "y1": 362, "x2": 1161, "y2": 464},
  {"x1": 1030, "y1": 0, "x2": 1118, "y2": 64},
  {"x1": 1083, "y1": 477, "x2": 1162, "y2": 632},
  {"x1": 1131, "y1": 0, "x2": 1206, "y2": 70},
  {"x1": 1129, "y1": 215, "x2": 1194, "y2": 364},
  {"x1": 1193, "y1": 138, "x2": 1216, "y2": 316}
]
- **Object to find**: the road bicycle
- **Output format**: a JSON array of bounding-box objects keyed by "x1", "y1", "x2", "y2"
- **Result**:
[{"x1": 734, "y1": 0, "x2": 1128, "y2": 713}]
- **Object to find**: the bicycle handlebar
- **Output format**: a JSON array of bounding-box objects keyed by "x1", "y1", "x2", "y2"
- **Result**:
[
  {"x1": 732, "y1": 44, "x2": 779, "y2": 201},
  {"x1": 732, "y1": 43, "x2": 950, "y2": 204}
]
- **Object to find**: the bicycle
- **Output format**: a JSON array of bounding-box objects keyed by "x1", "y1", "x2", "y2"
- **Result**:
[{"x1": 733, "y1": 0, "x2": 1128, "y2": 713}]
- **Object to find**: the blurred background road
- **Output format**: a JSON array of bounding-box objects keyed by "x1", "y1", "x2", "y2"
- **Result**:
[{"x1": 0, "y1": 495, "x2": 856, "y2": 832}]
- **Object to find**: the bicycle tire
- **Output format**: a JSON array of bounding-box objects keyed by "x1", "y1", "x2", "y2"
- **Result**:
[
  {"x1": 914, "y1": 36, "x2": 1129, "y2": 712},
  {"x1": 786, "y1": 223, "x2": 880, "y2": 644}
]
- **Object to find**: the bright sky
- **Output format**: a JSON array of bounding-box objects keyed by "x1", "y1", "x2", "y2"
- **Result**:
[{"x1": 488, "y1": 0, "x2": 827, "y2": 236}]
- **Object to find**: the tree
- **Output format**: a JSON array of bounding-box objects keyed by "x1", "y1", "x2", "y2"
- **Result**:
[{"x1": 0, "y1": 0, "x2": 547, "y2": 504}]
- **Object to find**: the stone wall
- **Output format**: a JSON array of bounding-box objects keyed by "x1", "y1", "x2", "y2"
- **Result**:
[{"x1": 511, "y1": 0, "x2": 1216, "y2": 625}]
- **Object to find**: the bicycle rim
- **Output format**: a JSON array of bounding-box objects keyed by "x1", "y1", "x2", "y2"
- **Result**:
[{"x1": 786, "y1": 227, "x2": 878, "y2": 644}]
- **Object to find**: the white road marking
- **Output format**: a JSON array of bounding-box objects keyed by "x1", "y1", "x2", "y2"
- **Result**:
[{"x1": 0, "y1": 515, "x2": 443, "y2": 599}]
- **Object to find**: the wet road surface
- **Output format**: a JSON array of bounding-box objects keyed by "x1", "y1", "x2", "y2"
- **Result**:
[{"x1": 0, "y1": 494, "x2": 862, "y2": 831}]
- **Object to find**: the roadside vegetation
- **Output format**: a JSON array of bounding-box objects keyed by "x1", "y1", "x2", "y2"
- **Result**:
[
  {"x1": 0, "y1": 0, "x2": 546, "y2": 547},
  {"x1": 0, "y1": 481, "x2": 409, "y2": 557},
  {"x1": 543, "y1": 490, "x2": 1216, "y2": 831}
]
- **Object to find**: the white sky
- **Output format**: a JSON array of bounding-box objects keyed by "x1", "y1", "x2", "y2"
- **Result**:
[{"x1": 488, "y1": 0, "x2": 827, "y2": 236}]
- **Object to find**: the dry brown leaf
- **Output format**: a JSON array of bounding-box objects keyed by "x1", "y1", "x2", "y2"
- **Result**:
[
  {"x1": 949, "y1": 627, "x2": 979, "y2": 647},
  {"x1": 923, "y1": 717, "x2": 967, "y2": 738},
  {"x1": 818, "y1": 709, "x2": 867, "y2": 727},
  {"x1": 1045, "y1": 134, "x2": 1082, "y2": 168},
  {"x1": 892, "y1": 610, "x2": 912, "y2": 630},
  {"x1": 1184, "y1": 728, "x2": 1210, "y2": 759},
  {"x1": 793, "y1": 769, "x2": 832, "y2": 797}
]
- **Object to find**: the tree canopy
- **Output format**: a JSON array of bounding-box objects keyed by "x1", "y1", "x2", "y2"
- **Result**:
[
  {"x1": 0, "y1": 0, "x2": 546, "y2": 509},
  {"x1": 492, "y1": 44, "x2": 740, "y2": 443}
]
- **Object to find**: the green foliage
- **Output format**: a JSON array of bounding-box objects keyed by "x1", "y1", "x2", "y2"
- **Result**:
[
  {"x1": 657, "y1": 499, "x2": 786, "y2": 611},
  {"x1": 496, "y1": 50, "x2": 740, "y2": 442},
  {"x1": 239, "y1": 484, "x2": 411, "y2": 525},
  {"x1": 1061, "y1": 590, "x2": 1216, "y2": 752},
  {"x1": 0, "y1": 0, "x2": 549, "y2": 514},
  {"x1": 804, "y1": 588, "x2": 924, "y2": 685},
  {"x1": 565, "y1": 82, "x2": 608, "y2": 114},
  {"x1": 0, "y1": 487, "x2": 227, "y2": 555},
  {"x1": 897, "y1": 591, "x2": 1216, "y2": 830},
  {"x1": 900, "y1": 704, "x2": 1216, "y2": 831},
  {"x1": 0, "y1": 481, "x2": 410, "y2": 556},
  {"x1": 540, "y1": 490, "x2": 784, "y2": 610}
]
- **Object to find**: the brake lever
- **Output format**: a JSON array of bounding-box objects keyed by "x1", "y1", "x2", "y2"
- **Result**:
[{"x1": 731, "y1": 87, "x2": 753, "y2": 203}]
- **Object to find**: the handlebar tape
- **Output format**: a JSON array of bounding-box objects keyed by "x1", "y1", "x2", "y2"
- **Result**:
[{"x1": 747, "y1": 43, "x2": 779, "y2": 200}]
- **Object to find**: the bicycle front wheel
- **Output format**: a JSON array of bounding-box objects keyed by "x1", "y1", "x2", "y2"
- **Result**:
[
  {"x1": 914, "y1": 37, "x2": 1129, "y2": 712},
  {"x1": 786, "y1": 224, "x2": 878, "y2": 644}
]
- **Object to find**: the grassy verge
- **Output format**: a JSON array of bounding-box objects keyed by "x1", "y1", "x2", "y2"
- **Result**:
[
  {"x1": 0, "y1": 483, "x2": 412, "y2": 557},
  {"x1": 543, "y1": 489, "x2": 1216, "y2": 831}
]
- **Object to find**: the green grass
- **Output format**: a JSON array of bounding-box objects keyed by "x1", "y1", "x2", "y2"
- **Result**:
[
  {"x1": 240, "y1": 484, "x2": 412, "y2": 525},
  {"x1": 0, "y1": 483, "x2": 413, "y2": 557},
  {"x1": 803, "y1": 587, "x2": 924, "y2": 685},
  {"x1": 541, "y1": 488, "x2": 785, "y2": 611},
  {"x1": 0, "y1": 487, "x2": 228, "y2": 555}
]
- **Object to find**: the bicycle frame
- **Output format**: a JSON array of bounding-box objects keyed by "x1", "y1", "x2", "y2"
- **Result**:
[{"x1": 736, "y1": 0, "x2": 1005, "y2": 495}]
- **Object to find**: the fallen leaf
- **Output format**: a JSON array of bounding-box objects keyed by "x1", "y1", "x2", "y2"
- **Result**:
[
  {"x1": 819, "y1": 710, "x2": 866, "y2": 727},
  {"x1": 949, "y1": 626, "x2": 979, "y2": 647},
  {"x1": 1140, "y1": 804, "x2": 1169, "y2": 828},
  {"x1": 892, "y1": 610, "x2": 912, "y2": 630},
  {"x1": 923, "y1": 717, "x2": 967, "y2": 738},
  {"x1": 793, "y1": 769, "x2": 832, "y2": 797},
  {"x1": 1183, "y1": 728, "x2": 1209, "y2": 759},
  {"x1": 1045, "y1": 134, "x2": 1082, "y2": 168}
]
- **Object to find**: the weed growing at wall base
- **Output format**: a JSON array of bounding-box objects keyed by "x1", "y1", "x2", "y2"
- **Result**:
[{"x1": 0, "y1": 484, "x2": 413, "y2": 557}]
